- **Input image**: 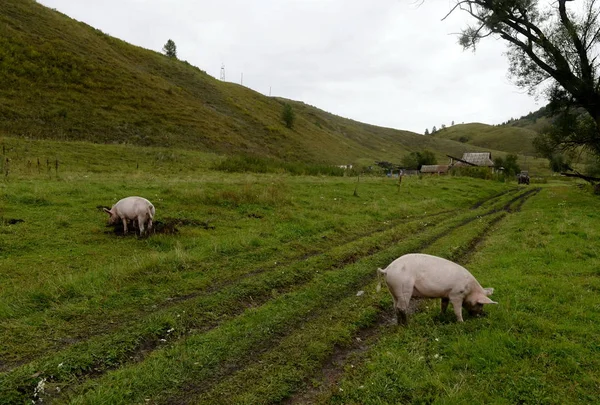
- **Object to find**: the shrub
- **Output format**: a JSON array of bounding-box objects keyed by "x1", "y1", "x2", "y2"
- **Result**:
[
  {"x1": 450, "y1": 166, "x2": 495, "y2": 180},
  {"x1": 282, "y1": 104, "x2": 295, "y2": 129},
  {"x1": 211, "y1": 155, "x2": 348, "y2": 176}
]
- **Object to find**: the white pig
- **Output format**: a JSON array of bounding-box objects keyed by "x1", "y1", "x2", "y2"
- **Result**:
[
  {"x1": 103, "y1": 196, "x2": 155, "y2": 236},
  {"x1": 378, "y1": 253, "x2": 497, "y2": 323}
]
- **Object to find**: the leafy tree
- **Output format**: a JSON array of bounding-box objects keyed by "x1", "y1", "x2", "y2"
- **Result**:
[
  {"x1": 493, "y1": 155, "x2": 520, "y2": 177},
  {"x1": 282, "y1": 103, "x2": 295, "y2": 129},
  {"x1": 431, "y1": 125, "x2": 437, "y2": 134},
  {"x1": 448, "y1": 0, "x2": 600, "y2": 159},
  {"x1": 451, "y1": 120, "x2": 455, "y2": 126},
  {"x1": 401, "y1": 150, "x2": 438, "y2": 170},
  {"x1": 162, "y1": 39, "x2": 177, "y2": 58},
  {"x1": 424, "y1": 128, "x2": 430, "y2": 135},
  {"x1": 493, "y1": 156, "x2": 504, "y2": 171},
  {"x1": 548, "y1": 153, "x2": 573, "y2": 173},
  {"x1": 503, "y1": 154, "x2": 521, "y2": 177},
  {"x1": 401, "y1": 153, "x2": 420, "y2": 170}
]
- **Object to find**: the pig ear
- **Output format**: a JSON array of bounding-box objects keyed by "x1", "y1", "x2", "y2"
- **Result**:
[
  {"x1": 483, "y1": 287, "x2": 494, "y2": 296},
  {"x1": 477, "y1": 295, "x2": 498, "y2": 305},
  {"x1": 103, "y1": 207, "x2": 112, "y2": 215}
]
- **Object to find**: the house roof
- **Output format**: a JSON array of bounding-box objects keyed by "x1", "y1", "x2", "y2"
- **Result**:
[
  {"x1": 420, "y1": 165, "x2": 449, "y2": 173},
  {"x1": 459, "y1": 152, "x2": 494, "y2": 167}
]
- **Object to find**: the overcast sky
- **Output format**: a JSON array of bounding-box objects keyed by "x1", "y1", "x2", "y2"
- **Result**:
[{"x1": 38, "y1": 0, "x2": 542, "y2": 134}]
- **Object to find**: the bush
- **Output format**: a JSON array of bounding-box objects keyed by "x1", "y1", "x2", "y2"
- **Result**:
[
  {"x1": 450, "y1": 166, "x2": 496, "y2": 180},
  {"x1": 401, "y1": 150, "x2": 437, "y2": 170},
  {"x1": 282, "y1": 104, "x2": 295, "y2": 129},
  {"x1": 212, "y1": 155, "x2": 349, "y2": 177}
]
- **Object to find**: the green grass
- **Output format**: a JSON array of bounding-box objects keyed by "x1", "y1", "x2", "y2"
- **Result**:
[
  {"x1": 3, "y1": 135, "x2": 598, "y2": 404},
  {"x1": 321, "y1": 186, "x2": 600, "y2": 405},
  {"x1": 0, "y1": 136, "x2": 526, "y2": 403}
]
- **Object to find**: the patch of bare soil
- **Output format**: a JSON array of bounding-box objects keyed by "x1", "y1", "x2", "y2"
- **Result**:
[{"x1": 102, "y1": 216, "x2": 215, "y2": 236}]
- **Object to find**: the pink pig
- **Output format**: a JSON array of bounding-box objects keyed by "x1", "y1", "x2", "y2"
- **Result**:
[
  {"x1": 378, "y1": 253, "x2": 497, "y2": 324},
  {"x1": 103, "y1": 196, "x2": 155, "y2": 236}
]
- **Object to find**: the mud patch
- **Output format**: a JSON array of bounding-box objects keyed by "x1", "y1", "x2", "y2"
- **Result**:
[
  {"x1": 159, "y1": 217, "x2": 216, "y2": 231},
  {"x1": 2, "y1": 218, "x2": 24, "y2": 225},
  {"x1": 105, "y1": 217, "x2": 215, "y2": 236},
  {"x1": 284, "y1": 312, "x2": 396, "y2": 405}
]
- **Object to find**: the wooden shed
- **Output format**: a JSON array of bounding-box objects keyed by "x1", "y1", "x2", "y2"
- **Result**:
[{"x1": 420, "y1": 165, "x2": 450, "y2": 174}]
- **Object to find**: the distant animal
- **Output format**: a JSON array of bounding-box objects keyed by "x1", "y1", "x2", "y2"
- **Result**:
[
  {"x1": 378, "y1": 253, "x2": 497, "y2": 324},
  {"x1": 103, "y1": 196, "x2": 155, "y2": 236}
]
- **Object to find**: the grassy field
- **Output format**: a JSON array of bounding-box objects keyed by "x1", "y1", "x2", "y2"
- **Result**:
[{"x1": 1, "y1": 137, "x2": 598, "y2": 404}]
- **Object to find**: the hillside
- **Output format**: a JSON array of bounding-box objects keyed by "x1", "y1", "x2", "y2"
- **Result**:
[
  {"x1": 0, "y1": 0, "x2": 510, "y2": 165},
  {"x1": 432, "y1": 123, "x2": 539, "y2": 156},
  {"x1": 504, "y1": 106, "x2": 552, "y2": 132}
]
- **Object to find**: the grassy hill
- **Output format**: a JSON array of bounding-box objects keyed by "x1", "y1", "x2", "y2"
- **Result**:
[
  {"x1": 432, "y1": 123, "x2": 539, "y2": 156},
  {"x1": 0, "y1": 0, "x2": 520, "y2": 165}
]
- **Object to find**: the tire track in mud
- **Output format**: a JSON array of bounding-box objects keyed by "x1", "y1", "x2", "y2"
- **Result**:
[
  {"x1": 4, "y1": 211, "x2": 461, "y2": 404},
  {"x1": 0, "y1": 207, "x2": 462, "y2": 374},
  {"x1": 0, "y1": 188, "x2": 526, "y2": 404},
  {"x1": 280, "y1": 187, "x2": 541, "y2": 405},
  {"x1": 150, "y1": 189, "x2": 537, "y2": 405}
]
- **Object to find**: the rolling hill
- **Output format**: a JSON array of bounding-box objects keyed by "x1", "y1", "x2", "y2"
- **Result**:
[
  {"x1": 0, "y1": 0, "x2": 538, "y2": 165},
  {"x1": 432, "y1": 123, "x2": 539, "y2": 156}
]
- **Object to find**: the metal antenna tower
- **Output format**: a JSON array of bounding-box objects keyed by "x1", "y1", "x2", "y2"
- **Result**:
[{"x1": 220, "y1": 64, "x2": 225, "y2": 81}]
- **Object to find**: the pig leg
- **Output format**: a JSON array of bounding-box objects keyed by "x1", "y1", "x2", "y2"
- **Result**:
[
  {"x1": 390, "y1": 295, "x2": 406, "y2": 325},
  {"x1": 441, "y1": 298, "x2": 449, "y2": 314},
  {"x1": 395, "y1": 307, "x2": 407, "y2": 325},
  {"x1": 137, "y1": 215, "x2": 146, "y2": 235},
  {"x1": 146, "y1": 207, "x2": 153, "y2": 231},
  {"x1": 122, "y1": 218, "x2": 128, "y2": 235},
  {"x1": 450, "y1": 297, "x2": 464, "y2": 322},
  {"x1": 392, "y1": 280, "x2": 413, "y2": 325}
]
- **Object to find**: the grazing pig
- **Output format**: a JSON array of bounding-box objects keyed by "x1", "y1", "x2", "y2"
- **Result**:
[
  {"x1": 103, "y1": 196, "x2": 155, "y2": 236},
  {"x1": 378, "y1": 253, "x2": 497, "y2": 324}
]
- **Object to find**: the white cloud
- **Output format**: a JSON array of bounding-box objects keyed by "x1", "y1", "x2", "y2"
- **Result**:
[{"x1": 38, "y1": 0, "x2": 541, "y2": 133}]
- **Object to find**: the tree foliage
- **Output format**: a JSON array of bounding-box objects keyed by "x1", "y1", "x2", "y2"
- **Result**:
[
  {"x1": 503, "y1": 154, "x2": 521, "y2": 176},
  {"x1": 493, "y1": 154, "x2": 521, "y2": 176},
  {"x1": 282, "y1": 104, "x2": 295, "y2": 129},
  {"x1": 450, "y1": 0, "x2": 600, "y2": 158},
  {"x1": 162, "y1": 39, "x2": 177, "y2": 58},
  {"x1": 548, "y1": 152, "x2": 573, "y2": 172},
  {"x1": 401, "y1": 150, "x2": 438, "y2": 170}
]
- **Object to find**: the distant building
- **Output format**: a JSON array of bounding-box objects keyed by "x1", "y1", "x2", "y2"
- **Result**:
[
  {"x1": 450, "y1": 152, "x2": 494, "y2": 167},
  {"x1": 420, "y1": 165, "x2": 450, "y2": 174}
]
